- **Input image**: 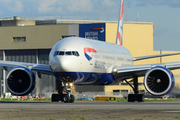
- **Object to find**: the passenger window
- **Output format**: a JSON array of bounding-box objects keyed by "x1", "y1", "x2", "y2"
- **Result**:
[{"x1": 65, "y1": 51, "x2": 72, "y2": 55}]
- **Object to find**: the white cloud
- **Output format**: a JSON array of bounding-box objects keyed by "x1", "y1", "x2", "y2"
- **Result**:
[
  {"x1": 132, "y1": 0, "x2": 180, "y2": 8},
  {"x1": 37, "y1": 0, "x2": 57, "y2": 13},
  {"x1": 67, "y1": 0, "x2": 93, "y2": 12},
  {"x1": 0, "y1": 0, "x2": 13, "y2": 4},
  {"x1": 101, "y1": 0, "x2": 116, "y2": 7},
  {"x1": 0, "y1": 0, "x2": 23, "y2": 13},
  {"x1": 11, "y1": 1, "x2": 23, "y2": 13}
]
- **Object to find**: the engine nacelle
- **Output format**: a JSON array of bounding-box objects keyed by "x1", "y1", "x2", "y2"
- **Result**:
[
  {"x1": 6, "y1": 66, "x2": 35, "y2": 96},
  {"x1": 144, "y1": 66, "x2": 175, "y2": 96}
]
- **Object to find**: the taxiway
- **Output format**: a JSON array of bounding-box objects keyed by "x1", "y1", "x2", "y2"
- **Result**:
[{"x1": 0, "y1": 101, "x2": 180, "y2": 110}]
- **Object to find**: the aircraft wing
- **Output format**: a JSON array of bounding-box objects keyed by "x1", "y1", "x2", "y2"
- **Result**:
[
  {"x1": 113, "y1": 62, "x2": 180, "y2": 80},
  {"x1": 133, "y1": 53, "x2": 180, "y2": 61},
  {"x1": 0, "y1": 60, "x2": 52, "y2": 75}
]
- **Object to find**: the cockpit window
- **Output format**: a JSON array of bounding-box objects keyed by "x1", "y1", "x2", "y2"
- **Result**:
[
  {"x1": 72, "y1": 51, "x2": 79, "y2": 56},
  {"x1": 59, "y1": 51, "x2": 64, "y2": 55},
  {"x1": 53, "y1": 51, "x2": 59, "y2": 56},
  {"x1": 54, "y1": 51, "x2": 79, "y2": 57},
  {"x1": 65, "y1": 51, "x2": 72, "y2": 55}
]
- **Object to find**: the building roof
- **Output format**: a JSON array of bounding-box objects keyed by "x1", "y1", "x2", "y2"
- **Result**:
[{"x1": 123, "y1": 21, "x2": 153, "y2": 24}]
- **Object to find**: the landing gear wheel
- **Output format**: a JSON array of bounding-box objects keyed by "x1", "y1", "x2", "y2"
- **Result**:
[
  {"x1": 51, "y1": 94, "x2": 59, "y2": 102},
  {"x1": 63, "y1": 94, "x2": 70, "y2": 103},
  {"x1": 128, "y1": 94, "x2": 135, "y2": 102},
  {"x1": 128, "y1": 94, "x2": 144, "y2": 102},
  {"x1": 137, "y1": 94, "x2": 144, "y2": 102},
  {"x1": 69, "y1": 94, "x2": 75, "y2": 103}
]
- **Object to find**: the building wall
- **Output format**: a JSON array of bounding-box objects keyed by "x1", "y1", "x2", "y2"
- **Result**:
[
  {"x1": 79, "y1": 23, "x2": 105, "y2": 41},
  {"x1": 1, "y1": 20, "x2": 35, "y2": 27},
  {"x1": 0, "y1": 25, "x2": 69, "y2": 50},
  {"x1": 68, "y1": 25, "x2": 79, "y2": 37},
  {"x1": 0, "y1": 49, "x2": 56, "y2": 97},
  {"x1": 105, "y1": 23, "x2": 117, "y2": 44},
  {"x1": 0, "y1": 24, "x2": 76, "y2": 96}
]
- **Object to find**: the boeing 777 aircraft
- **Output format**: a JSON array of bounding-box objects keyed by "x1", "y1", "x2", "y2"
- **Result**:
[{"x1": 0, "y1": 0, "x2": 180, "y2": 103}]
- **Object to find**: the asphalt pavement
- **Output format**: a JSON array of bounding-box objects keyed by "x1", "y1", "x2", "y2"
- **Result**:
[{"x1": 0, "y1": 101, "x2": 180, "y2": 110}]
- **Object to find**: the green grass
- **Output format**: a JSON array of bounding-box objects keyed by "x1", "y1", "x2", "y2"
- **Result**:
[
  {"x1": 0, "y1": 98, "x2": 51, "y2": 102},
  {"x1": 175, "y1": 115, "x2": 180, "y2": 119}
]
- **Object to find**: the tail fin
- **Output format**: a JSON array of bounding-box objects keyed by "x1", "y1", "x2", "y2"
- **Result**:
[{"x1": 116, "y1": 0, "x2": 124, "y2": 45}]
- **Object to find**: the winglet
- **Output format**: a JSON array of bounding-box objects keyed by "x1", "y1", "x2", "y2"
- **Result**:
[{"x1": 116, "y1": 0, "x2": 124, "y2": 45}]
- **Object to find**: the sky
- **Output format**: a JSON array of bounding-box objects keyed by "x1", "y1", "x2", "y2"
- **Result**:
[{"x1": 0, "y1": 0, "x2": 180, "y2": 51}]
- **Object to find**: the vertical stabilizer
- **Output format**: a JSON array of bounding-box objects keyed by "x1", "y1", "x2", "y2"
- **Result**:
[{"x1": 116, "y1": 0, "x2": 124, "y2": 45}]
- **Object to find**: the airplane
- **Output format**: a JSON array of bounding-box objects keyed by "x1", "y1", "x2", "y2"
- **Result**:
[{"x1": 0, "y1": 0, "x2": 180, "y2": 103}]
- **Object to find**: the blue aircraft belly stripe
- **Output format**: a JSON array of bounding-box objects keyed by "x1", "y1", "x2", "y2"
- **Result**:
[{"x1": 53, "y1": 72, "x2": 115, "y2": 85}]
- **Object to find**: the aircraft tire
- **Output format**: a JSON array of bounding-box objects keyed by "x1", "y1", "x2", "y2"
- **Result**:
[
  {"x1": 137, "y1": 94, "x2": 144, "y2": 102},
  {"x1": 69, "y1": 94, "x2": 75, "y2": 103},
  {"x1": 63, "y1": 94, "x2": 70, "y2": 103},
  {"x1": 128, "y1": 94, "x2": 135, "y2": 102},
  {"x1": 51, "y1": 94, "x2": 59, "y2": 102}
]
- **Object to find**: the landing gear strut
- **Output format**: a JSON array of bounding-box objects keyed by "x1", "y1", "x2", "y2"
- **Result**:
[
  {"x1": 124, "y1": 76, "x2": 144, "y2": 102},
  {"x1": 51, "y1": 81, "x2": 75, "y2": 103}
]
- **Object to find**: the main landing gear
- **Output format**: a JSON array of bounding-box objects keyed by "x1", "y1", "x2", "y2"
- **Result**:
[
  {"x1": 51, "y1": 82, "x2": 75, "y2": 103},
  {"x1": 124, "y1": 76, "x2": 144, "y2": 102}
]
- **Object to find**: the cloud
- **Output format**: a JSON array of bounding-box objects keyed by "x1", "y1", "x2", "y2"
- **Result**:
[
  {"x1": 0, "y1": 0, "x2": 13, "y2": 4},
  {"x1": 66, "y1": 0, "x2": 93, "y2": 12},
  {"x1": 11, "y1": 1, "x2": 23, "y2": 13},
  {"x1": 0, "y1": 0, "x2": 23, "y2": 14},
  {"x1": 132, "y1": 0, "x2": 180, "y2": 8},
  {"x1": 101, "y1": 0, "x2": 116, "y2": 7},
  {"x1": 37, "y1": 0, "x2": 57, "y2": 14}
]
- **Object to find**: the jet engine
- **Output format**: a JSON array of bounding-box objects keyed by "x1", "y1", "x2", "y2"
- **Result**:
[
  {"x1": 144, "y1": 66, "x2": 175, "y2": 96},
  {"x1": 6, "y1": 66, "x2": 35, "y2": 96}
]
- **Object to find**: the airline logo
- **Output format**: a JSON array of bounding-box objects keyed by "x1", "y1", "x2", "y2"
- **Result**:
[
  {"x1": 91, "y1": 27, "x2": 104, "y2": 33},
  {"x1": 84, "y1": 47, "x2": 97, "y2": 61}
]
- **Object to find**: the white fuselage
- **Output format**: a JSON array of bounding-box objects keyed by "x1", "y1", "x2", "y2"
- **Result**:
[{"x1": 49, "y1": 37, "x2": 133, "y2": 85}]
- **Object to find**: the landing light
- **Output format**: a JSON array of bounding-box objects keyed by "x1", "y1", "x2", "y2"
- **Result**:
[
  {"x1": 65, "y1": 83, "x2": 73, "y2": 87},
  {"x1": 113, "y1": 68, "x2": 117, "y2": 73}
]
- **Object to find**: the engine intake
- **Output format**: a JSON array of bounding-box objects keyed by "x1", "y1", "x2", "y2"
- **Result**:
[
  {"x1": 144, "y1": 66, "x2": 174, "y2": 96},
  {"x1": 6, "y1": 66, "x2": 35, "y2": 96}
]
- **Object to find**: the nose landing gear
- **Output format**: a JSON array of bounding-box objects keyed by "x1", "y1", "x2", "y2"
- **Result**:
[{"x1": 51, "y1": 81, "x2": 75, "y2": 103}]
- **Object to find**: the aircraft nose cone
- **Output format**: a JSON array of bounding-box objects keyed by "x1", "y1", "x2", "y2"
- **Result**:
[{"x1": 57, "y1": 57, "x2": 71, "y2": 72}]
